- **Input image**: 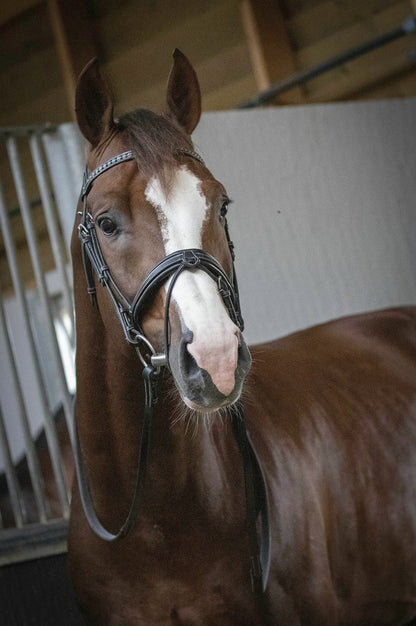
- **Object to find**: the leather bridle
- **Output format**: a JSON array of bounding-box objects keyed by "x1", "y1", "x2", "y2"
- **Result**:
[
  {"x1": 78, "y1": 149, "x2": 244, "y2": 366},
  {"x1": 74, "y1": 148, "x2": 271, "y2": 595}
]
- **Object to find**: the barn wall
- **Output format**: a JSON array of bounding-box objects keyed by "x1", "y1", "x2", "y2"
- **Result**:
[{"x1": 194, "y1": 97, "x2": 416, "y2": 343}]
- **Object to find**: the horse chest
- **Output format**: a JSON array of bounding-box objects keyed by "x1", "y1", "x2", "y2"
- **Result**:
[
  {"x1": 130, "y1": 517, "x2": 260, "y2": 624},
  {"x1": 70, "y1": 505, "x2": 262, "y2": 625}
]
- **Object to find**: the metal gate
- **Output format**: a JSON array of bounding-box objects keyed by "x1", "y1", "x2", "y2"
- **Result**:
[{"x1": 0, "y1": 123, "x2": 84, "y2": 566}]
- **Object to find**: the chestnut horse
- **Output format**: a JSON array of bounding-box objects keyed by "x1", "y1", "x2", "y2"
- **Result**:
[{"x1": 69, "y1": 50, "x2": 416, "y2": 625}]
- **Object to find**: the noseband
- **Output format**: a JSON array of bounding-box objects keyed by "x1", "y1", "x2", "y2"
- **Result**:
[{"x1": 74, "y1": 148, "x2": 270, "y2": 595}]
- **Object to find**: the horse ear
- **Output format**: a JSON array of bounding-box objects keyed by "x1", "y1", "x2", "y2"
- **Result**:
[
  {"x1": 75, "y1": 58, "x2": 114, "y2": 147},
  {"x1": 166, "y1": 49, "x2": 201, "y2": 135}
]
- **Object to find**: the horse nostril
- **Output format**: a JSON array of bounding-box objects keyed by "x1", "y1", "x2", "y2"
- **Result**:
[
  {"x1": 179, "y1": 333, "x2": 204, "y2": 384},
  {"x1": 178, "y1": 332, "x2": 233, "y2": 405},
  {"x1": 237, "y1": 335, "x2": 252, "y2": 377},
  {"x1": 178, "y1": 331, "x2": 193, "y2": 365}
]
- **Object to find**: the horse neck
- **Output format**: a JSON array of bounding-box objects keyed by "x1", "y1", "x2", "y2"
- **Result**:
[{"x1": 73, "y1": 280, "x2": 244, "y2": 527}]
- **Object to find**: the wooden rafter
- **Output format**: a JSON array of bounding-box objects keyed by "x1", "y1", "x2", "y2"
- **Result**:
[
  {"x1": 46, "y1": 0, "x2": 98, "y2": 120},
  {"x1": 240, "y1": 0, "x2": 304, "y2": 104},
  {"x1": 0, "y1": 0, "x2": 40, "y2": 27}
]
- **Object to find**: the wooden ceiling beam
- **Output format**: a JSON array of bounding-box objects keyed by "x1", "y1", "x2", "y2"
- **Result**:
[
  {"x1": 0, "y1": 0, "x2": 41, "y2": 27},
  {"x1": 46, "y1": 0, "x2": 98, "y2": 120},
  {"x1": 240, "y1": 0, "x2": 304, "y2": 104}
]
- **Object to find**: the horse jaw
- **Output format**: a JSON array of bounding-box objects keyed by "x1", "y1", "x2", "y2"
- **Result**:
[{"x1": 144, "y1": 165, "x2": 251, "y2": 411}]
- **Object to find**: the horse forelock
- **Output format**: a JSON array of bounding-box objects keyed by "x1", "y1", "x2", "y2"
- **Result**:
[{"x1": 117, "y1": 109, "x2": 194, "y2": 190}]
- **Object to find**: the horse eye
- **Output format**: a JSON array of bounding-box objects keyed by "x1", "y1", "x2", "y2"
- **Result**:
[
  {"x1": 98, "y1": 216, "x2": 117, "y2": 236},
  {"x1": 220, "y1": 202, "x2": 228, "y2": 221}
]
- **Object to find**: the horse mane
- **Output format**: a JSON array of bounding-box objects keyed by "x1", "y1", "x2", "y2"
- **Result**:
[{"x1": 117, "y1": 109, "x2": 194, "y2": 188}]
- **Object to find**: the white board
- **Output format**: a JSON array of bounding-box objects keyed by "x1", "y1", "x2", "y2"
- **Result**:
[{"x1": 194, "y1": 99, "x2": 416, "y2": 344}]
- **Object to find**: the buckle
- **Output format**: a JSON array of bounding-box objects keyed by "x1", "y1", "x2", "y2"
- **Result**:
[
  {"x1": 129, "y1": 330, "x2": 166, "y2": 374},
  {"x1": 77, "y1": 222, "x2": 89, "y2": 238},
  {"x1": 181, "y1": 249, "x2": 200, "y2": 268}
]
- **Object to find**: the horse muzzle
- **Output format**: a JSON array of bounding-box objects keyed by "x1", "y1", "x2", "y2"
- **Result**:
[{"x1": 169, "y1": 328, "x2": 252, "y2": 412}]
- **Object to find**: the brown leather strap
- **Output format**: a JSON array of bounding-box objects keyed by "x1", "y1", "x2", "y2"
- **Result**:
[
  {"x1": 230, "y1": 402, "x2": 271, "y2": 594},
  {"x1": 73, "y1": 365, "x2": 158, "y2": 541}
]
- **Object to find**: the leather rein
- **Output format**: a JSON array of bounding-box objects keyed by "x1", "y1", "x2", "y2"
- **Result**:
[{"x1": 74, "y1": 148, "x2": 271, "y2": 594}]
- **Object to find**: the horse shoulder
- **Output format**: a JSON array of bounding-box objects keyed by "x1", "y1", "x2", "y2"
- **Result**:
[{"x1": 245, "y1": 306, "x2": 416, "y2": 622}]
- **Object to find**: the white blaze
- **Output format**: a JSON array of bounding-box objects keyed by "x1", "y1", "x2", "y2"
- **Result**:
[{"x1": 145, "y1": 166, "x2": 238, "y2": 396}]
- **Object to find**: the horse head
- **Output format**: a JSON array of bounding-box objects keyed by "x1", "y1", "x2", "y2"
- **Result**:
[{"x1": 73, "y1": 50, "x2": 251, "y2": 414}]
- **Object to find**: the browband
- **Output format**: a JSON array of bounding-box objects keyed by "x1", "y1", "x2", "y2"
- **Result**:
[{"x1": 81, "y1": 148, "x2": 204, "y2": 198}]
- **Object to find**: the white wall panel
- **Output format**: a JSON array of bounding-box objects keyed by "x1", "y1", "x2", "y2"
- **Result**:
[{"x1": 194, "y1": 99, "x2": 416, "y2": 344}]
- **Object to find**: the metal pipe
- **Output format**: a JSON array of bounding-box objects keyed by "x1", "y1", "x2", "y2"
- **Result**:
[
  {"x1": 239, "y1": 14, "x2": 416, "y2": 109},
  {"x1": 0, "y1": 291, "x2": 48, "y2": 524},
  {"x1": 0, "y1": 167, "x2": 69, "y2": 518},
  {"x1": 6, "y1": 136, "x2": 72, "y2": 511},
  {"x1": 41, "y1": 126, "x2": 85, "y2": 254},
  {"x1": 0, "y1": 123, "x2": 55, "y2": 138},
  {"x1": 7, "y1": 136, "x2": 74, "y2": 445},
  {"x1": 0, "y1": 404, "x2": 25, "y2": 528},
  {"x1": 0, "y1": 518, "x2": 68, "y2": 566},
  {"x1": 29, "y1": 133, "x2": 74, "y2": 348}
]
